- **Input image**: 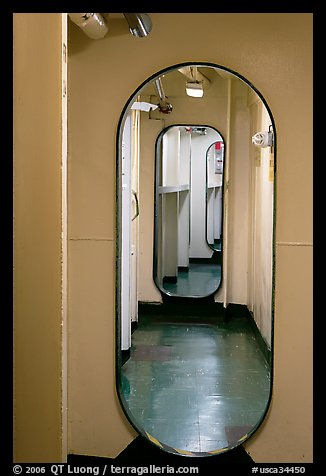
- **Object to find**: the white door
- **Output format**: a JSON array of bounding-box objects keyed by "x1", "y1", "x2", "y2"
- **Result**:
[
  {"x1": 121, "y1": 114, "x2": 132, "y2": 351},
  {"x1": 121, "y1": 111, "x2": 140, "y2": 350},
  {"x1": 130, "y1": 109, "x2": 140, "y2": 324}
]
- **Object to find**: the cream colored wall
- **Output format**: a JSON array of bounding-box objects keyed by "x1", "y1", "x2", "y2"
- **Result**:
[
  {"x1": 68, "y1": 13, "x2": 312, "y2": 462},
  {"x1": 227, "y1": 81, "x2": 251, "y2": 304},
  {"x1": 13, "y1": 13, "x2": 64, "y2": 462},
  {"x1": 247, "y1": 97, "x2": 274, "y2": 347}
]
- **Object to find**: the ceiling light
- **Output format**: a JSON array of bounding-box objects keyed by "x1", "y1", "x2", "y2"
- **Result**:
[
  {"x1": 68, "y1": 13, "x2": 109, "y2": 39},
  {"x1": 186, "y1": 81, "x2": 204, "y2": 98}
]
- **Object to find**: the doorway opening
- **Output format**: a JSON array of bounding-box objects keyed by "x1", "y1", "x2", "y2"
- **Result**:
[
  {"x1": 153, "y1": 125, "x2": 224, "y2": 299},
  {"x1": 116, "y1": 62, "x2": 275, "y2": 456}
]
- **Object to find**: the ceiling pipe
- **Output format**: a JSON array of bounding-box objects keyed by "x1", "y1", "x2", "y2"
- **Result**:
[
  {"x1": 123, "y1": 13, "x2": 152, "y2": 37},
  {"x1": 68, "y1": 13, "x2": 109, "y2": 39},
  {"x1": 178, "y1": 66, "x2": 211, "y2": 89},
  {"x1": 154, "y1": 78, "x2": 173, "y2": 114}
]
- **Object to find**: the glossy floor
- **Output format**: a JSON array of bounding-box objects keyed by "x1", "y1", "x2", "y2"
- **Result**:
[
  {"x1": 121, "y1": 313, "x2": 271, "y2": 454},
  {"x1": 162, "y1": 262, "x2": 221, "y2": 297}
]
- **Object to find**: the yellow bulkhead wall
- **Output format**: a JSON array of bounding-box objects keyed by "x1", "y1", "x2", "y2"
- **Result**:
[
  {"x1": 13, "y1": 13, "x2": 313, "y2": 463},
  {"x1": 13, "y1": 13, "x2": 64, "y2": 462}
]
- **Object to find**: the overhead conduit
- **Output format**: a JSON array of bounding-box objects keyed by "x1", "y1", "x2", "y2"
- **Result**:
[
  {"x1": 154, "y1": 78, "x2": 173, "y2": 114},
  {"x1": 178, "y1": 66, "x2": 211, "y2": 90}
]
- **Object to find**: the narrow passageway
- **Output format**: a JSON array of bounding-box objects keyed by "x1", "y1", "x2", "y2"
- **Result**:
[{"x1": 121, "y1": 306, "x2": 270, "y2": 454}]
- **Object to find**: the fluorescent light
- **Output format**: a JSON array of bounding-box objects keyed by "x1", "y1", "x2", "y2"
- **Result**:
[{"x1": 186, "y1": 81, "x2": 204, "y2": 98}]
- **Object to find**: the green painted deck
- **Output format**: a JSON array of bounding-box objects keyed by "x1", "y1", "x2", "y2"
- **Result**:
[{"x1": 121, "y1": 312, "x2": 271, "y2": 454}]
